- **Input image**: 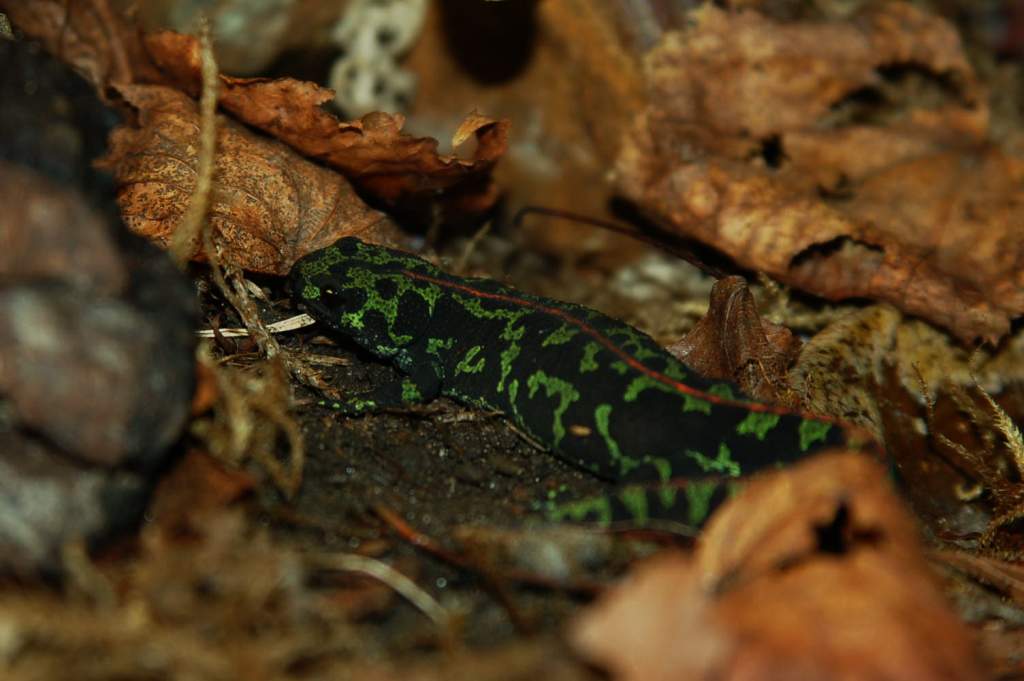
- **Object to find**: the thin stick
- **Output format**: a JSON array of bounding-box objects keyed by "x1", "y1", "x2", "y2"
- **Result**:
[
  {"x1": 196, "y1": 313, "x2": 316, "y2": 338},
  {"x1": 454, "y1": 220, "x2": 493, "y2": 274},
  {"x1": 310, "y1": 552, "x2": 450, "y2": 627},
  {"x1": 512, "y1": 205, "x2": 729, "y2": 277},
  {"x1": 170, "y1": 18, "x2": 218, "y2": 267}
]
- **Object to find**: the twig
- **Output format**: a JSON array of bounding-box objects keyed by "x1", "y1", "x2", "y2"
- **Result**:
[
  {"x1": 454, "y1": 220, "x2": 492, "y2": 274},
  {"x1": 170, "y1": 18, "x2": 218, "y2": 267},
  {"x1": 196, "y1": 313, "x2": 316, "y2": 338},
  {"x1": 309, "y1": 552, "x2": 450, "y2": 628},
  {"x1": 513, "y1": 205, "x2": 730, "y2": 278}
]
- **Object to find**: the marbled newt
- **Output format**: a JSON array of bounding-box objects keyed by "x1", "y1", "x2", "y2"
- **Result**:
[{"x1": 289, "y1": 237, "x2": 851, "y2": 528}]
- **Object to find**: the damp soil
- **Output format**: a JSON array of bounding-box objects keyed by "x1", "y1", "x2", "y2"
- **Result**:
[{"x1": 285, "y1": 341, "x2": 601, "y2": 542}]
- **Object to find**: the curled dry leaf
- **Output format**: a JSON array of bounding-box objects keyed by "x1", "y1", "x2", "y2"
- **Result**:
[
  {"x1": 144, "y1": 30, "x2": 510, "y2": 217},
  {"x1": 617, "y1": 2, "x2": 1022, "y2": 344},
  {"x1": 98, "y1": 84, "x2": 402, "y2": 274},
  {"x1": 668, "y1": 276, "x2": 801, "y2": 405},
  {"x1": 572, "y1": 452, "x2": 983, "y2": 681}
]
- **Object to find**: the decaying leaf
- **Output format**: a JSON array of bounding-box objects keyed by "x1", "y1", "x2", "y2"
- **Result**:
[
  {"x1": 617, "y1": 2, "x2": 1023, "y2": 344},
  {"x1": 144, "y1": 30, "x2": 510, "y2": 216},
  {"x1": 668, "y1": 276, "x2": 801, "y2": 405},
  {"x1": 98, "y1": 84, "x2": 402, "y2": 274},
  {"x1": 572, "y1": 453, "x2": 983, "y2": 681}
]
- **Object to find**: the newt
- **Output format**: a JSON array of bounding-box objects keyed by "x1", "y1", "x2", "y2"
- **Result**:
[{"x1": 289, "y1": 237, "x2": 852, "y2": 528}]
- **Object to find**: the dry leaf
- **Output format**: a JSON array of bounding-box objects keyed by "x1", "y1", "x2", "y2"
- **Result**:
[
  {"x1": 98, "y1": 84, "x2": 402, "y2": 274},
  {"x1": 144, "y1": 30, "x2": 510, "y2": 216},
  {"x1": 572, "y1": 453, "x2": 983, "y2": 681},
  {"x1": 668, "y1": 276, "x2": 800, "y2": 405},
  {"x1": 617, "y1": 2, "x2": 1022, "y2": 344},
  {"x1": 6, "y1": 7, "x2": 508, "y2": 244}
]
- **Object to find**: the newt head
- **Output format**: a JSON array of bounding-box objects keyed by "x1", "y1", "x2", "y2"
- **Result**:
[
  {"x1": 289, "y1": 238, "x2": 365, "y2": 325},
  {"x1": 288, "y1": 237, "x2": 442, "y2": 351}
]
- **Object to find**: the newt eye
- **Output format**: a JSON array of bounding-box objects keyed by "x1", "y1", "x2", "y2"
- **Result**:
[{"x1": 320, "y1": 286, "x2": 347, "y2": 308}]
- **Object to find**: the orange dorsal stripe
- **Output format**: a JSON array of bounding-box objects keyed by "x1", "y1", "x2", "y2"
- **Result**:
[{"x1": 402, "y1": 268, "x2": 839, "y2": 423}]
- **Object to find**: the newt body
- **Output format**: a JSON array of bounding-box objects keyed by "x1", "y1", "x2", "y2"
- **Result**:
[{"x1": 290, "y1": 237, "x2": 847, "y2": 527}]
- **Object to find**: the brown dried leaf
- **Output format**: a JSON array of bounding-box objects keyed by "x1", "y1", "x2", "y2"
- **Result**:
[
  {"x1": 617, "y1": 2, "x2": 1022, "y2": 344},
  {"x1": 144, "y1": 30, "x2": 509, "y2": 215},
  {"x1": 0, "y1": 0, "x2": 163, "y2": 92},
  {"x1": 98, "y1": 84, "x2": 402, "y2": 274},
  {"x1": 572, "y1": 453, "x2": 984, "y2": 681},
  {"x1": 668, "y1": 276, "x2": 800, "y2": 404}
]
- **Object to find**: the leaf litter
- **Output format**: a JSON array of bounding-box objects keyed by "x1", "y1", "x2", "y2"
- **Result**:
[
  {"x1": 144, "y1": 29, "x2": 510, "y2": 219},
  {"x1": 2, "y1": 0, "x2": 1024, "y2": 679},
  {"x1": 5, "y1": 0, "x2": 509, "y2": 272},
  {"x1": 616, "y1": 2, "x2": 1024, "y2": 345}
]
